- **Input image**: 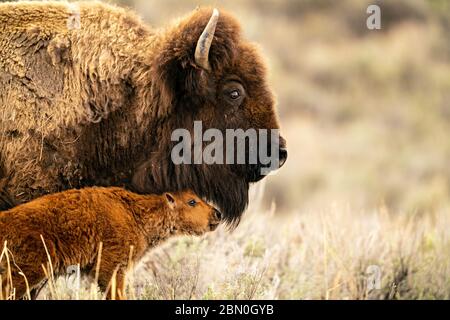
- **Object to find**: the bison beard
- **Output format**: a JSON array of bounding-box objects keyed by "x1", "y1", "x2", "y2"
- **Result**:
[
  {"x1": 0, "y1": 2, "x2": 287, "y2": 226},
  {"x1": 132, "y1": 157, "x2": 249, "y2": 227}
]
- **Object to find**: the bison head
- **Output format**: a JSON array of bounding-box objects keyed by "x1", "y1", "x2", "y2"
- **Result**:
[{"x1": 132, "y1": 8, "x2": 287, "y2": 226}]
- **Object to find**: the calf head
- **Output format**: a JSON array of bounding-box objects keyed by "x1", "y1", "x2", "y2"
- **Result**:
[{"x1": 164, "y1": 190, "x2": 221, "y2": 235}]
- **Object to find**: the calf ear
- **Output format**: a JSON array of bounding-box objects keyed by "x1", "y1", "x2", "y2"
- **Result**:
[{"x1": 164, "y1": 193, "x2": 176, "y2": 209}]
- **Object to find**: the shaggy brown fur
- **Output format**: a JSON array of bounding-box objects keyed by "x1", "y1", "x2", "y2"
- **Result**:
[
  {"x1": 0, "y1": 187, "x2": 221, "y2": 299},
  {"x1": 0, "y1": 1, "x2": 287, "y2": 224}
]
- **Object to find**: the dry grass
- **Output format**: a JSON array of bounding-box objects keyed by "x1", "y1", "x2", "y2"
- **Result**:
[{"x1": 133, "y1": 184, "x2": 450, "y2": 300}]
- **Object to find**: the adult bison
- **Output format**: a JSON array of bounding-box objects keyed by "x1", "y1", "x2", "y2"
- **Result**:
[{"x1": 0, "y1": 1, "x2": 287, "y2": 225}]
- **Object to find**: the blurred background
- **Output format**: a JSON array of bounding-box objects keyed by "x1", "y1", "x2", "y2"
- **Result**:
[{"x1": 113, "y1": 0, "x2": 450, "y2": 216}]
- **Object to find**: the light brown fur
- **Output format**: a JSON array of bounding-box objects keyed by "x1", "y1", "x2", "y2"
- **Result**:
[
  {"x1": 0, "y1": 1, "x2": 158, "y2": 201},
  {"x1": 0, "y1": 187, "x2": 220, "y2": 299}
]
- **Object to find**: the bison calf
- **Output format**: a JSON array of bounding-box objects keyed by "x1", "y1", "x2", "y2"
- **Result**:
[{"x1": 0, "y1": 187, "x2": 221, "y2": 299}]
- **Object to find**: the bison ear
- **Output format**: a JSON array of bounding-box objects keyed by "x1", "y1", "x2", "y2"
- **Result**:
[
  {"x1": 150, "y1": 54, "x2": 209, "y2": 118},
  {"x1": 164, "y1": 192, "x2": 176, "y2": 209},
  {"x1": 150, "y1": 8, "x2": 240, "y2": 117}
]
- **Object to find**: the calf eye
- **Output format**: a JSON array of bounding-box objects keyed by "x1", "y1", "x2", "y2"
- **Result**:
[{"x1": 188, "y1": 199, "x2": 197, "y2": 207}]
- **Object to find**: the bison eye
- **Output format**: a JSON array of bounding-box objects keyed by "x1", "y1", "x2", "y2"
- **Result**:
[
  {"x1": 229, "y1": 90, "x2": 240, "y2": 100},
  {"x1": 222, "y1": 81, "x2": 245, "y2": 106},
  {"x1": 188, "y1": 199, "x2": 197, "y2": 207}
]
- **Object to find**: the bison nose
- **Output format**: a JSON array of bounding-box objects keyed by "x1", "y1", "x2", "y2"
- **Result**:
[
  {"x1": 279, "y1": 148, "x2": 288, "y2": 168},
  {"x1": 213, "y1": 208, "x2": 222, "y2": 221}
]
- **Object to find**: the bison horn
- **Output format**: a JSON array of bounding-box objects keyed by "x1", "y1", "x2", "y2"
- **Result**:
[{"x1": 195, "y1": 8, "x2": 219, "y2": 71}]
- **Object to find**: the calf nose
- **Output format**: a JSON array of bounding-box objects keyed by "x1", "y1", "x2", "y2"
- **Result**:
[{"x1": 279, "y1": 147, "x2": 288, "y2": 168}]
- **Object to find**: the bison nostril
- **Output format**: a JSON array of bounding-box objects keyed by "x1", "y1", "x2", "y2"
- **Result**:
[
  {"x1": 214, "y1": 208, "x2": 222, "y2": 221},
  {"x1": 279, "y1": 148, "x2": 288, "y2": 167}
]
